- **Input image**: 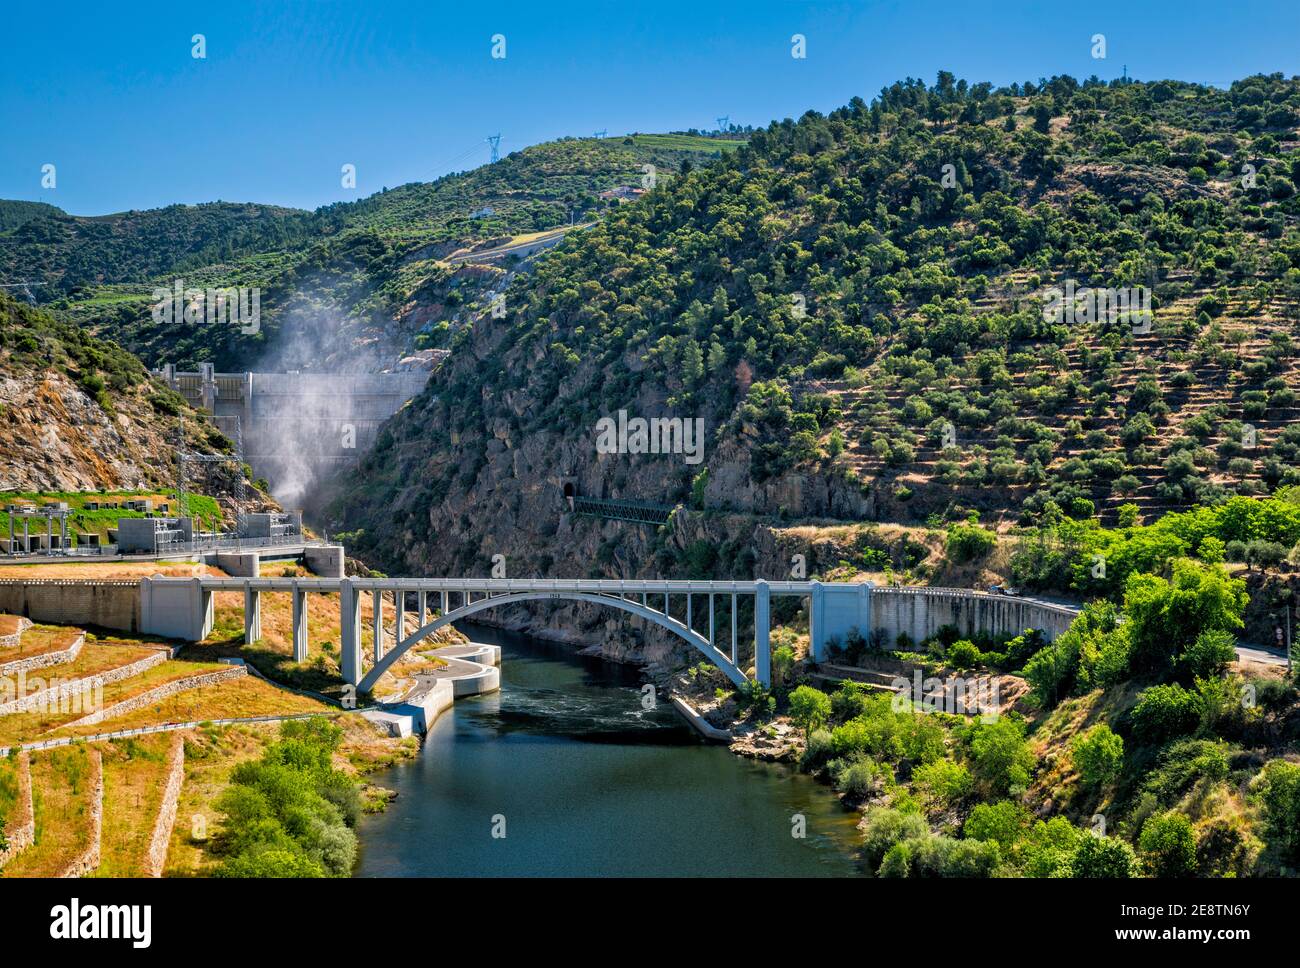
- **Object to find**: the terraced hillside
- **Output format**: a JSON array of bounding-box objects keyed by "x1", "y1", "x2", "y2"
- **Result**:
[{"x1": 328, "y1": 74, "x2": 1300, "y2": 589}]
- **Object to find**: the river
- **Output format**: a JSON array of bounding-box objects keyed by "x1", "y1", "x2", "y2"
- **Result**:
[{"x1": 356, "y1": 623, "x2": 867, "y2": 877}]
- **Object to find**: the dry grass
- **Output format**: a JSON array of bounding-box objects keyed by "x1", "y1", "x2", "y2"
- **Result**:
[
  {"x1": 0, "y1": 624, "x2": 83, "y2": 662},
  {"x1": 164, "y1": 723, "x2": 274, "y2": 877},
  {"x1": 0, "y1": 561, "x2": 223, "y2": 580},
  {"x1": 0, "y1": 615, "x2": 21, "y2": 637},
  {"x1": 91, "y1": 734, "x2": 172, "y2": 877},
  {"x1": 49, "y1": 677, "x2": 334, "y2": 740},
  {"x1": 0, "y1": 657, "x2": 230, "y2": 744},
  {"x1": 2, "y1": 745, "x2": 93, "y2": 877}
]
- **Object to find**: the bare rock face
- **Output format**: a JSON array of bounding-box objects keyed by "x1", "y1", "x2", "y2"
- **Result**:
[{"x1": 0, "y1": 369, "x2": 252, "y2": 511}]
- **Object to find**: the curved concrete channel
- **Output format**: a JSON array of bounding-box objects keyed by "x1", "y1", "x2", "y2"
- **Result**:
[{"x1": 365, "y1": 642, "x2": 501, "y2": 737}]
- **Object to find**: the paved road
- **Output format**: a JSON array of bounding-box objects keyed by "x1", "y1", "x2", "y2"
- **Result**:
[{"x1": 1236, "y1": 641, "x2": 1289, "y2": 667}]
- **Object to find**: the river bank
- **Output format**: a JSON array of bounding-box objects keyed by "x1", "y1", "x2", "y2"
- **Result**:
[{"x1": 355, "y1": 622, "x2": 866, "y2": 877}]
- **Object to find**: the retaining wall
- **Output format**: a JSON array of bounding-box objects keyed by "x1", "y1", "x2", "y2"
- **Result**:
[
  {"x1": 868, "y1": 588, "x2": 1077, "y2": 646},
  {"x1": 0, "y1": 752, "x2": 36, "y2": 870},
  {"x1": 0, "y1": 631, "x2": 85, "y2": 678},
  {"x1": 145, "y1": 731, "x2": 186, "y2": 877},
  {"x1": 64, "y1": 665, "x2": 247, "y2": 728},
  {"x1": 0, "y1": 648, "x2": 169, "y2": 716},
  {"x1": 0, "y1": 616, "x2": 32, "y2": 648},
  {"x1": 56, "y1": 747, "x2": 103, "y2": 878},
  {"x1": 0, "y1": 581, "x2": 140, "y2": 632}
]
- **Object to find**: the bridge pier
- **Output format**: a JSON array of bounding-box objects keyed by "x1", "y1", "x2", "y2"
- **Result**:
[
  {"x1": 340, "y1": 578, "x2": 361, "y2": 686},
  {"x1": 372, "y1": 590, "x2": 384, "y2": 661},
  {"x1": 244, "y1": 586, "x2": 261, "y2": 644},
  {"x1": 754, "y1": 580, "x2": 771, "y2": 687},
  {"x1": 291, "y1": 583, "x2": 308, "y2": 662}
]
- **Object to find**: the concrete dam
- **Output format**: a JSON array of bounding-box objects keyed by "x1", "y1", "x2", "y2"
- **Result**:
[{"x1": 156, "y1": 364, "x2": 432, "y2": 502}]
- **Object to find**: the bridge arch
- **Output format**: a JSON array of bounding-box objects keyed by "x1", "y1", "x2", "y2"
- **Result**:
[{"x1": 357, "y1": 590, "x2": 748, "y2": 693}]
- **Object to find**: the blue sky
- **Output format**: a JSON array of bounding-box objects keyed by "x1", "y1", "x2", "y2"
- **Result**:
[{"x1": 3, "y1": 0, "x2": 1300, "y2": 215}]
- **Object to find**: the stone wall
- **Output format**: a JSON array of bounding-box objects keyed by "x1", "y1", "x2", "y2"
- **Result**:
[
  {"x1": 0, "y1": 648, "x2": 168, "y2": 716},
  {"x1": 0, "y1": 616, "x2": 32, "y2": 649},
  {"x1": 869, "y1": 588, "x2": 1077, "y2": 646},
  {"x1": 0, "y1": 632, "x2": 85, "y2": 679},
  {"x1": 0, "y1": 752, "x2": 36, "y2": 870},
  {"x1": 144, "y1": 731, "x2": 186, "y2": 877},
  {"x1": 56, "y1": 747, "x2": 102, "y2": 878},
  {"x1": 0, "y1": 581, "x2": 140, "y2": 632},
  {"x1": 65, "y1": 666, "x2": 247, "y2": 728}
]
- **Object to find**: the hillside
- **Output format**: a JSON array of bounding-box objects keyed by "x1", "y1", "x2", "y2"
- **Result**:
[
  {"x1": 0, "y1": 200, "x2": 65, "y2": 234},
  {"x1": 328, "y1": 75, "x2": 1300, "y2": 593},
  {"x1": 11, "y1": 135, "x2": 742, "y2": 372},
  {"x1": 0, "y1": 290, "x2": 256, "y2": 500}
]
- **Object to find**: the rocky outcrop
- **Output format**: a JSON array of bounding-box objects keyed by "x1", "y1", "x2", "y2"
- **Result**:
[{"x1": 144, "y1": 731, "x2": 186, "y2": 877}]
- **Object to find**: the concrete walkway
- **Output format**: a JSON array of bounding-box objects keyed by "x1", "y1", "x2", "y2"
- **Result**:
[{"x1": 405, "y1": 643, "x2": 501, "y2": 699}]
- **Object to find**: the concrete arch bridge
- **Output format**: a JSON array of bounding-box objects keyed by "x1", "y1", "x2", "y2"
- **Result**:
[{"x1": 137, "y1": 577, "x2": 1079, "y2": 694}]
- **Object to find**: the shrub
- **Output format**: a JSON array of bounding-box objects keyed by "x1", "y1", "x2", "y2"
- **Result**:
[
  {"x1": 946, "y1": 518, "x2": 997, "y2": 563},
  {"x1": 912, "y1": 758, "x2": 973, "y2": 810},
  {"x1": 1071, "y1": 724, "x2": 1124, "y2": 789},
  {"x1": 1255, "y1": 759, "x2": 1300, "y2": 863},
  {"x1": 834, "y1": 756, "x2": 883, "y2": 798},
  {"x1": 1019, "y1": 817, "x2": 1083, "y2": 877},
  {"x1": 830, "y1": 680, "x2": 870, "y2": 721},
  {"x1": 970, "y1": 717, "x2": 1035, "y2": 795},
  {"x1": 861, "y1": 806, "x2": 928, "y2": 869},
  {"x1": 963, "y1": 800, "x2": 1029, "y2": 847},
  {"x1": 946, "y1": 640, "x2": 981, "y2": 670},
  {"x1": 1068, "y1": 833, "x2": 1138, "y2": 877},
  {"x1": 907, "y1": 833, "x2": 1000, "y2": 877},
  {"x1": 788, "y1": 685, "x2": 831, "y2": 738},
  {"x1": 800, "y1": 728, "x2": 834, "y2": 772},
  {"x1": 1131, "y1": 684, "x2": 1204, "y2": 745},
  {"x1": 1138, "y1": 812, "x2": 1198, "y2": 877},
  {"x1": 1181, "y1": 628, "x2": 1237, "y2": 679}
]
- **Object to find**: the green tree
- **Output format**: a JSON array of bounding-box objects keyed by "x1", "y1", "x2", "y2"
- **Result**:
[
  {"x1": 788, "y1": 685, "x2": 831, "y2": 738},
  {"x1": 970, "y1": 717, "x2": 1035, "y2": 795},
  {"x1": 1071, "y1": 724, "x2": 1123, "y2": 789},
  {"x1": 1069, "y1": 833, "x2": 1138, "y2": 877},
  {"x1": 1138, "y1": 812, "x2": 1198, "y2": 877},
  {"x1": 1123, "y1": 559, "x2": 1247, "y2": 675}
]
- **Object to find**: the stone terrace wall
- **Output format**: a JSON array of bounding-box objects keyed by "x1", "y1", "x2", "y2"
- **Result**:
[
  {"x1": 0, "y1": 752, "x2": 36, "y2": 870},
  {"x1": 870, "y1": 588, "x2": 1077, "y2": 646},
  {"x1": 0, "y1": 581, "x2": 140, "y2": 633},
  {"x1": 0, "y1": 648, "x2": 168, "y2": 716},
  {"x1": 56, "y1": 747, "x2": 103, "y2": 878},
  {"x1": 145, "y1": 731, "x2": 186, "y2": 877},
  {"x1": 0, "y1": 632, "x2": 85, "y2": 678},
  {"x1": 65, "y1": 666, "x2": 247, "y2": 728},
  {"x1": 0, "y1": 616, "x2": 33, "y2": 648}
]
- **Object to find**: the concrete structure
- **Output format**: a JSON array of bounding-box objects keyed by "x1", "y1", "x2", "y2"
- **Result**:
[
  {"x1": 242, "y1": 511, "x2": 303, "y2": 539},
  {"x1": 154, "y1": 365, "x2": 431, "y2": 489},
  {"x1": 4, "y1": 503, "x2": 73, "y2": 556},
  {"x1": 116, "y1": 516, "x2": 195, "y2": 554},
  {"x1": 131, "y1": 577, "x2": 1081, "y2": 691}
]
